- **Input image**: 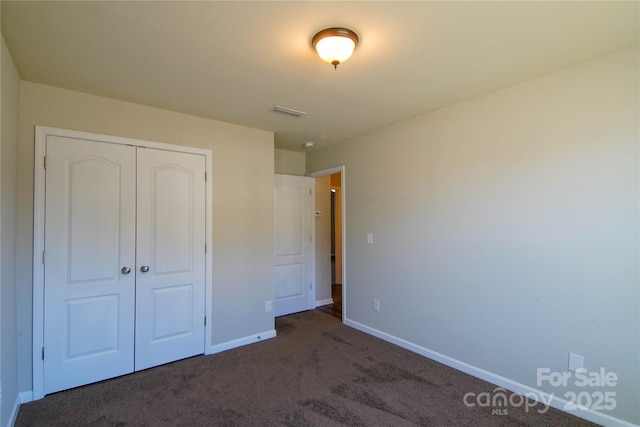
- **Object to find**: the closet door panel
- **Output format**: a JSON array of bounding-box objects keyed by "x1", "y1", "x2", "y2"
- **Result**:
[
  {"x1": 43, "y1": 136, "x2": 136, "y2": 394},
  {"x1": 135, "y1": 147, "x2": 206, "y2": 371}
]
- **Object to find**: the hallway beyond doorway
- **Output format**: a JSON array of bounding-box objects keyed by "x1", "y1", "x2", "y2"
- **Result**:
[{"x1": 316, "y1": 281, "x2": 341, "y2": 319}]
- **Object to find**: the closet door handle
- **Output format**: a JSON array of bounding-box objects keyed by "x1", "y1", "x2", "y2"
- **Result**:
[
  {"x1": 140, "y1": 265, "x2": 150, "y2": 273},
  {"x1": 121, "y1": 266, "x2": 131, "y2": 274}
]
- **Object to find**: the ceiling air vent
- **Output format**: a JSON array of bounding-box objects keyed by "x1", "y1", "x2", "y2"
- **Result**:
[{"x1": 271, "y1": 105, "x2": 307, "y2": 118}]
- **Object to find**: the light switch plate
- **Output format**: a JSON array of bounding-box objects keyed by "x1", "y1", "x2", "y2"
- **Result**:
[{"x1": 568, "y1": 352, "x2": 584, "y2": 372}]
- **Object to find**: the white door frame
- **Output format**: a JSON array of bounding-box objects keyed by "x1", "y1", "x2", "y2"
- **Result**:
[
  {"x1": 32, "y1": 126, "x2": 213, "y2": 400},
  {"x1": 307, "y1": 166, "x2": 346, "y2": 322}
]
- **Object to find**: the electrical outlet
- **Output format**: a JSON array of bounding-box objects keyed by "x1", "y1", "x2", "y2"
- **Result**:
[
  {"x1": 568, "y1": 352, "x2": 584, "y2": 372},
  {"x1": 265, "y1": 300, "x2": 272, "y2": 312},
  {"x1": 366, "y1": 232, "x2": 373, "y2": 245},
  {"x1": 373, "y1": 299, "x2": 380, "y2": 312}
]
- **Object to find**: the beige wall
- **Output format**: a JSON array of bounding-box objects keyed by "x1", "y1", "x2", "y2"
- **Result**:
[
  {"x1": 274, "y1": 148, "x2": 305, "y2": 176},
  {"x1": 1, "y1": 35, "x2": 21, "y2": 426},
  {"x1": 307, "y1": 49, "x2": 639, "y2": 424},
  {"x1": 16, "y1": 82, "x2": 275, "y2": 392}
]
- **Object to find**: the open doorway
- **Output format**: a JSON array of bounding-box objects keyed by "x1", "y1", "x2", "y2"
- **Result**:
[
  {"x1": 329, "y1": 175, "x2": 342, "y2": 318},
  {"x1": 309, "y1": 166, "x2": 345, "y2": 321}
]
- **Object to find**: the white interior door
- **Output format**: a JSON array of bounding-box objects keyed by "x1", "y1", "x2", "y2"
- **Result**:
[
  {"x1": 274, "y1": 174, "x2": 313, "y2": 317},
  {"x1": 135, "y1": 148, "x2": 206, "y2": 371},
  {"x1": 43, "y1": 136, "x2": 136, "y2": 394}
]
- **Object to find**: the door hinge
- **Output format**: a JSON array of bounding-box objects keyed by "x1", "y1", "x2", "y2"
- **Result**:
[
  {"x1": 204, "y1": 316, "x2": 207, "y2": 326},
  {"x1": 42, "y1": 251, "x2": 45, "y2": 264},
  {"x1": 205, "y1": 172, "x2": 207, "y2": 182},
  {"x1": 310, "y1": 283, "x2": 312, "y2": 290},
  {"x1": 42, "y1": 347, "x2": 45, "y2": 360},
  {"x1": 204, "y1": 243, "x2": 207, "y2": 254},
  {"x1": 43, "y1": 156, "x2": 47, "y2": 169}
]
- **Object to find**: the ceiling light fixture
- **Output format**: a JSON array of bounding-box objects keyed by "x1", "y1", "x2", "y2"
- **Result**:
[
  {"x1": 303, "y1": 141, "x2": 315, "y2": 149},
  {"x1": 312, "y1": 27, "x2": 359, "y2": 70}
]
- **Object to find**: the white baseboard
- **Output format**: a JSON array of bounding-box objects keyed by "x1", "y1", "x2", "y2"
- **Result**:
[
  {"x1": 343, "y1": 317, "x2": 638, "y2": 427},
  {"x1": 315, "y1": 298, "x2": 333, "y2": 307},
  {"x1": 207, "y1": 329, "x2": 276, "y2": 355},
  {"x1": 19, "y1": 391, "x2": 33, "y2": 404},
  {"x1": 5, "y1": 392, "x2": 21, "y2": 427}
]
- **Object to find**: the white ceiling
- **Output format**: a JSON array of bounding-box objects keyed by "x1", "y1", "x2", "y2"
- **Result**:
[{"x1": 2, "y1": 1, "x2": 638, "y2": 152}]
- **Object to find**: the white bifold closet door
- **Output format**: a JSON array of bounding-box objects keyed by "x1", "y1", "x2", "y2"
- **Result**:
[
  {"x1": 43, "y1": 136, "x2": 205, "y2": 394},
  {"x1": 43, "y1": 137, "x2": 136, "y2": 393},
  {"x1": 134, "y1": 147, "x2": 206, "y2": 371}
]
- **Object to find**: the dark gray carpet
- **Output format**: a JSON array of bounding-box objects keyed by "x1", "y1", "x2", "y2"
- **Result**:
[{"x1": 16, "y1": 310, "x2": 595, "y2": 426}]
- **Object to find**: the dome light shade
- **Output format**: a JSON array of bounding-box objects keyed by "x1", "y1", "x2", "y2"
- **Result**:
[{"x1": 312, "y1": 28, "x2": 359, "y2": 69}]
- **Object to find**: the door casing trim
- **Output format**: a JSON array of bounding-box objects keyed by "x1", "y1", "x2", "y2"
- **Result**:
[{"x1": 307, "y1": 166, "x2": 346, "y2": 322}]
